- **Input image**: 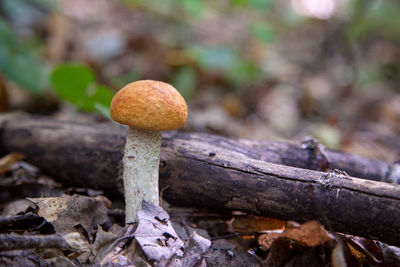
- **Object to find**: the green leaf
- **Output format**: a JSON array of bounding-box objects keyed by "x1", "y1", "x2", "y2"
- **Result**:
[
  {"x1": 6, "y1": 54, "x2": 48, "y2": 93},
  {"x1": 347, "y1": 1, "x2": 400, "y2": 41},
  {"x1": 230, "y1": 0, "x2": 248, "y2": 7},
  {"x1": 249, "y1": 0, "x2": 273, "y2": 9},
  {"x1": 94, "y1": 103, "x2": 112, "y2": 119},
  {"x1": 180, "y1": 0, "x2": 205, "y2": 17},
  {"x1": 227, "y1": 60, "x2": 262, "y2": 88},
  {"x1": 230, "y1": 0, "x2": 273, "y2": 10},
  {"x1": 51, "y1": 64, "x2": 95, "y2": 105},
  {"x1": 189, "y1": 46, "x2": 238, "y2": 71},
  {"x1": 136, "y1": 0, "x2": 175, "y2": 16},
  {"x1": 0, "y1": 19, "x2": 48, "y2": 94},
  {"x1": 251, "y1": 23, "x2": 275, "y2": 43},
  {"x1": 0, "y1": 20, "x2": 16, "y2": 47},
  {"x1": 172, "y1": 66, "x2": 197, "y2": 100},
  {"x1": 80, "y1": 85, "x2": 114, "y2": 112},
  {"x1": 51, "y1": 64, "x2": 114, "y2": 114},
  {"x1": 91, "y1": 85, "x2": 114, "y2": 107}
]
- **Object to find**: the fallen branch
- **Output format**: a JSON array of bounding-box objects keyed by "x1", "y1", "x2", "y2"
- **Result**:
[
  {"x1": 1, "y1": 115, "x2": 400, "y2": 246},
  {"x1": 0, "y1": 115, "x2": 393, "y2": 189},
  {"x1": 0, "y1": 232, "x2": 87, "y2": 251},
  {"x1": 0, "y1": 214, "x2": 46, "y2": 232}
]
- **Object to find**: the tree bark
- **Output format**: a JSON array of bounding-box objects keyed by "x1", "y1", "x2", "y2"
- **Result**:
[{"x1": 1, "y1": 115, "x2": 400, "y2": 246}]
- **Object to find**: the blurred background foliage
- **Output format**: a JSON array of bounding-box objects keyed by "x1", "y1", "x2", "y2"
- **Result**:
[{"x1": 0, "y1": 0, "x2": 400, "y2": 159}]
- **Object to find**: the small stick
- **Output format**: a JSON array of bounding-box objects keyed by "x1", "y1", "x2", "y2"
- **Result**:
[{"x1": 0, "y1": 233, "x2": 87, "y2": 251}]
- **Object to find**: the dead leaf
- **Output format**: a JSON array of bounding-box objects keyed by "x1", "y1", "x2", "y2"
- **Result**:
[
  {"x1": 283, "y1": 221, "x2": 332, "y2": 247},
  {"x1": 44, "y1": 255, "x2": 77, "y2": 267},
  {"x1": 0, "y1": 251, "x2": 47, "y2": 266},
  {"x1": 258, "y1": 230, "x2": 284, "y2": 251},
  {"x1": 264, "y1": 238, "x2": 304, "y2": 267},
  {"x1": 380, "y1": 243, "x2": 400, "y2": 266},
  {"x1": 0, "y1": 153, "x2": 24, "y2": 174},
  {"x1": 340, "y1": 234, "x2": 383, "y2": 264},
  {"x1": 181, "y1": 230, "x2": 211, "y2": 267},
  {"x1": 285, "y1": 246, "x2": 326, "y2": 267},
  {"x1": 64, "y1": 232, "x2": 90, "y2": 251},
  {"x1": 107, "y1": 254, "x2": 135, "y2": 267},
  {"x1": 232, "y1": 215, "x2": 285, "y2": 233},
  {"x1": 189, "y1": 231, "x2": 211, "y2": 254},
  {"x1": 134, "y1": 201, "x2": 184, "y2": 264},
  {"x1": 339, "y1": 233, "x2": 400, "y2": 265},
  {"x1": 258, "y1": 221, "x2": 332, "y2": 251},
  {"x1": 0, "y1": 161, "x2": 62, "y2": 206},
  {"x1": 28, "y1": 195, "x2": 110, "y2": 237},
  {"x1": 0, "y1": 74, "x2": 8, "y2": 112},
  {"x1": 165, "y1": 222, "x2": 212, "y2": 267},
  {"x1": 1, "y1": 199, "x2": 36, "y2": 216},
  {"x1": 91, "y1": 225, "x2": 120, "y2": 264},
  {"x1": 9, "y1": 161, "x2": 38, "y2": 176},
  {"x1": 206, "y1": 239, "x2": 263, "y2": 267}
]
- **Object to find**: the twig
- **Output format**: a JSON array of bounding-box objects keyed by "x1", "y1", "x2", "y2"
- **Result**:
[
  {"x1": 0, "y1": 214, "x2": 46, "y2": 232},
  {"x1": 0, "y1": 232, "x2": 87, "y2": 251}
]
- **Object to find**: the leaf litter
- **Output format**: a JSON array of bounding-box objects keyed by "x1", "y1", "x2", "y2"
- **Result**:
[
  {"x1": 134, "y1": 201, "x2": 184, "y2": 262},
  {"x1": 0, "y1": 156, "x2": 399, "y2": 266}
]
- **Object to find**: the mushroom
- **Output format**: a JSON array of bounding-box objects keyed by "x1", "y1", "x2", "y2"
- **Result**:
[{"x1": 110, "y1": 80, "x2": 187, "y2": 224}]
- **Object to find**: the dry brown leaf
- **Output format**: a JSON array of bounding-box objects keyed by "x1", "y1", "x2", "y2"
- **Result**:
[
  {"x1": 100, "y1": 225, "x2": 151, "y2": 267},
  {"x1": 340, "y1": 233, "x2": 384, "y2": 264},
  {"x1": 347, "y1": 242, "x2": 367, "y2": 263},
  {"x1": 0, "y1": 153, "x2": 24, "y2": 174},
  {"x1": 0, "y1": 74, "x2": 8, "y2": 112},
  {"x1": 258, "y1": 230, "x2": 284, "y2": 251},
  {"x1": 258, "y1": 220, "x2": 332, "y2": 251},
  {"x1": 91, "y1": 226, "x2": 120, "y2": 265},
  {"x1": 1, "y1": 199, "x2": 36, "y2": 216},
  {"x1": 232, "y1": 215, "x2": 285, "y2": 233},
  {"x1": 222, "y1": 94, "x2": 245, "y2": 117},
  {"x1": 28, "y1": 195, "x2": 110, "y2": 236},
  {"x1": 283, "y1": 221, "x2": 332, "y2": 247}
]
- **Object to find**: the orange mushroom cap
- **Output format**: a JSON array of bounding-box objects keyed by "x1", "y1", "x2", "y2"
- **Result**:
[{"x1": 110, "y1": 80, "x2": 188, "y2": 131}]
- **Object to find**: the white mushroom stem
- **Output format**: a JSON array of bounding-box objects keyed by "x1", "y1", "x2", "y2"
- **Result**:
[{"x1": 123, "y1": 127, "x2": 161, "y2": 223}]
